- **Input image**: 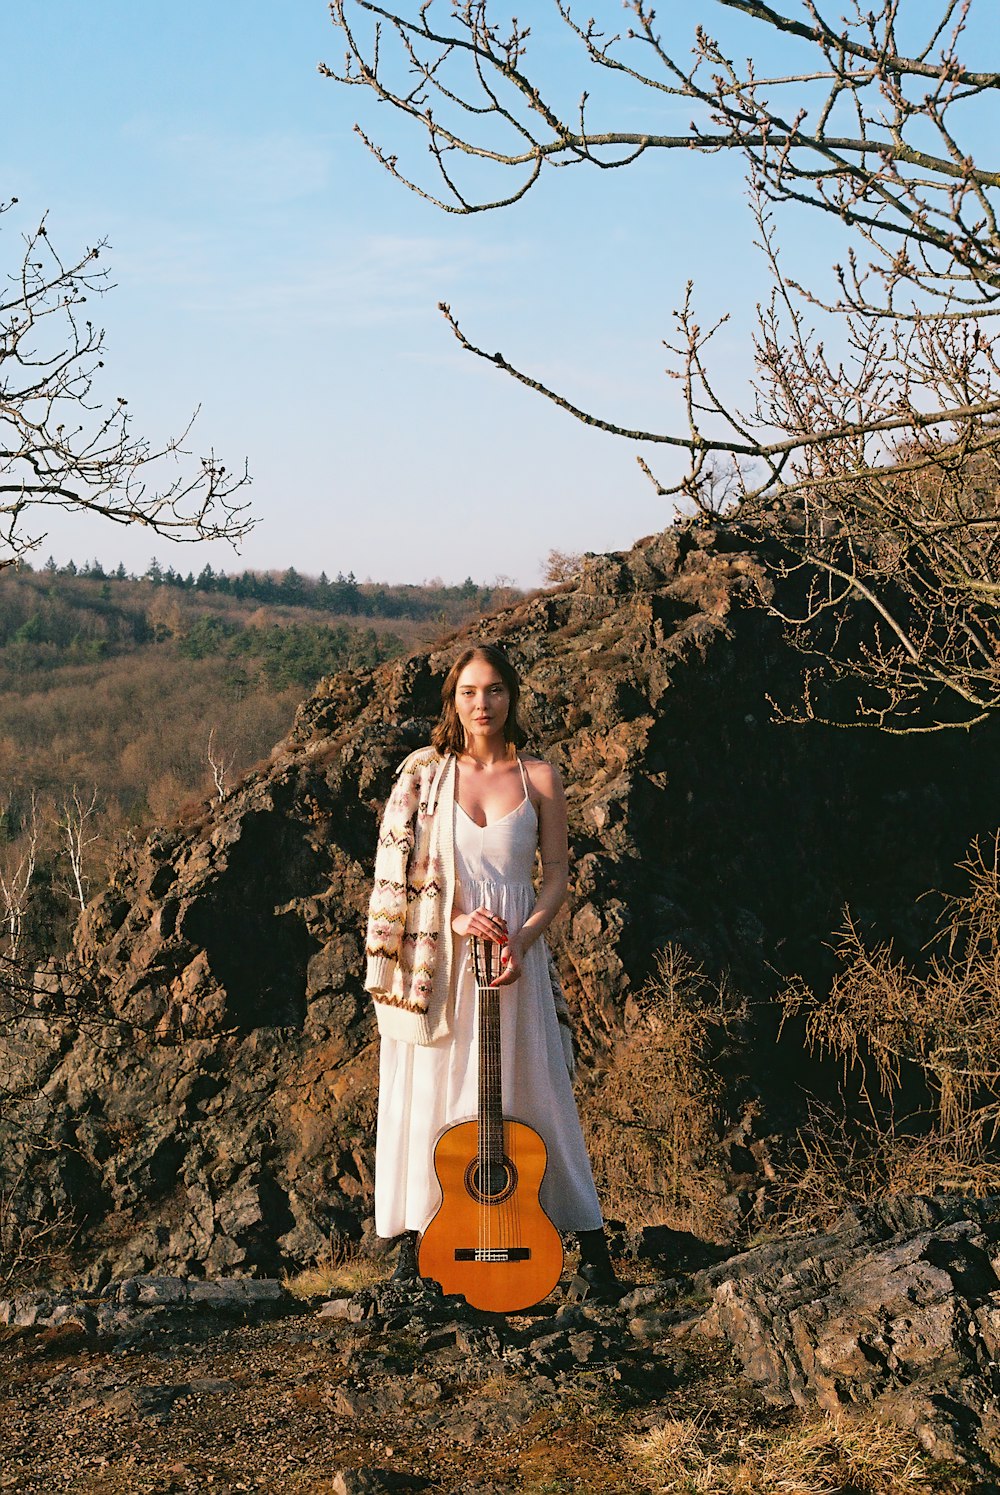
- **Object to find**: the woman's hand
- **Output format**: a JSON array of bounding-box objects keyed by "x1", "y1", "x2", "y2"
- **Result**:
[
  {"x1": 452, "y1": 905, "x2": 509, "y2": 944},
  {"x1": 491, "y1": 934, "x2": 525, "y2": 988}
]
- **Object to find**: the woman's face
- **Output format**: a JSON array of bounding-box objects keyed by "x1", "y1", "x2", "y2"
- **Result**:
[{"x1": 454, "y1": 657, "x2": 511, "y2": 745}]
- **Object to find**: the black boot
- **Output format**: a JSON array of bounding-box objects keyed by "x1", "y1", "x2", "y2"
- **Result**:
[
  {"x1": 566, "y1": 1227, "x2": 630, "y2": 1305},
  {"x1": 391, "y1": 1229, "x2": 420, "y2": 1284}
]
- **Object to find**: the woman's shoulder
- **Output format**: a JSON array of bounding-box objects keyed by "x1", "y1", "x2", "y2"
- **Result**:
[{"x1": 518, "y1": 753, "x2": 564, "y2": 792}]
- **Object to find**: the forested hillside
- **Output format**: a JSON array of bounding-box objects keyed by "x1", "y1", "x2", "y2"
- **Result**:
[{"x1": 0, "y1": 562, "x2": 515, "y2": 956}]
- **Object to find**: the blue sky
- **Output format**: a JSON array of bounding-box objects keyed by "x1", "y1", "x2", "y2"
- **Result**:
[{"x1": 2, "y1": 2, "x2": 984, "y2": 586}]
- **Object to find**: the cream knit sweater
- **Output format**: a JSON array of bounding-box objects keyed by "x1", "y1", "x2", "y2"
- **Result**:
[
  {"x1": 364, "y1": 746, "x2": 457, "y2": 1044},
  {"x1": 364, "y1": 746, "x2": 574, "y2": 1057}
]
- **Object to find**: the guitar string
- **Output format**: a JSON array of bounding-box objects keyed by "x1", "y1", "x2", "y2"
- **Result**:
[
  {"x1": 474, "y1": 920, "x2": 555, "y2": 1291},
  {"x1": 489, "y1": 941, "x2": 497, "y2": 1257},
  {"x1": 496, "y1": 955, "x2": 510, "y2": 1258},
  {"x1": 477, "y1": 933, "x2": 491, "y2": 1260},
  {"x1": 485, "y1": 951, "x2": 491, "y2": 1258},
  {"x1": 498, "y1": 940, "x2": 518, "y2": 1257},
  {"x1": 490, "y1": 940, "x2": 513, "y2": 1260},
  {"x1": 481, "y1": 935, "x2": 485, "y2": 1261},
  {"x1": 494, "y1": 975, "x2": 503, "y2": 1259},
  {"x1": 477, "y1": 930, "x2": 529, "y2": 1265},
  {"x1": 483, "y1": 937, "x2": 489, "y2": 1260},
  {"x1": 489, "y1": 940, "x2": 497, "y2": 1259},
  {"x1": 478, "y1": 938, "x2": 484, "y2": 1267},
  {"x1": 486, "y1": 938, "x2": 491, "y2": 1258},
  {"x1": 476, "y1": 934, "x2": 485, "y2": 1261},
  {"x1": 476, "y1": 933, "x2": 480, "y2": 1261},
  {"x1": 496, "y1": 975, "x2": 508, "y2": 1257},
  {"x1": 492, "y1": 949, "x2": 498, "y2": 1258},
  {"x1": 490, "y1": 936, "x2": 493, "y2": 1260},
  {"x1": 492, "y1": 935, "x2": 518, "y2": 1262},
  {"x1": 487, "y1": 937, "x2": 499, "y2": 1260}
]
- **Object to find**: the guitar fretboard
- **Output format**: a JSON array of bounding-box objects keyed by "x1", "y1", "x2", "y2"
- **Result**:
[{"x1": 472, "y1": 934, "x2": 505, "y2": 1177}]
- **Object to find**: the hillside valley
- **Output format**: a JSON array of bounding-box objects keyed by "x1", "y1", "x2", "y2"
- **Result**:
[{"x1": 0, "y1": 563, "x2": 513, "y2": 954}]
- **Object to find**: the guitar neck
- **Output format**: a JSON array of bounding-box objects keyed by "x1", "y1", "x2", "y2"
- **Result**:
[{"x1": 473, "y1": 936, "x2": 504, "y2": 1169}]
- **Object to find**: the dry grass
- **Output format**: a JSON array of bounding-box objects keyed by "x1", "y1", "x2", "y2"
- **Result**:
[
  {"x1": 582, "y1": 946, "x2": 741, "y2": 1239},
  {"x1": 282, "y1": 1239, "x2": 389, "y2": 1300},
  {"x1": 624, "y1": 1407, "x2": 960, "y2": 1494}
]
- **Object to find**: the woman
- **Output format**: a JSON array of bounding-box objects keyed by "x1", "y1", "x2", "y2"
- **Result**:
[{"x1": 364, "y1": 642, "x2": 621, "y2": 1300}]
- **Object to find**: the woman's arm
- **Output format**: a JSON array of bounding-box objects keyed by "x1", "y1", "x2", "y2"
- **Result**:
[{"x1": 491, "y1": 759, "x2": 568, "y2": 988}]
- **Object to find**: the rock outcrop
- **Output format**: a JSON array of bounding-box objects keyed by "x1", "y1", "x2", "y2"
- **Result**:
[
  {"x1": 696, "y1": 1195, "x2": 1000, "y2": 1472},
  {"x1": 3, "y1": 523, "x2": 1000, "y2": 1290}
]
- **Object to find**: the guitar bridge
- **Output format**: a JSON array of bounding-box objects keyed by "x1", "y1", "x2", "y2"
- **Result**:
[{"x1": 454, "y1": 1247, "x2": 531, "y2": 1262}]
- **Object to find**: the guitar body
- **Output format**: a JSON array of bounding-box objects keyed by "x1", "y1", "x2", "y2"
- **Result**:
[{"x1": 418, "y1": 1117, "x2": 563, "y2": 1313}]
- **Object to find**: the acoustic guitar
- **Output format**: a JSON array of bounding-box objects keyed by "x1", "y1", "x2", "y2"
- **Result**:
[{"x1": 417, "y1": 931, "x2": 564, "y2": 1312}]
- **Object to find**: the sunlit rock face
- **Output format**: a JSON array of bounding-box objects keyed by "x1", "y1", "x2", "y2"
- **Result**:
[{"x1": 4, "y1": 522, "x2": 1000, "y2": 1288}]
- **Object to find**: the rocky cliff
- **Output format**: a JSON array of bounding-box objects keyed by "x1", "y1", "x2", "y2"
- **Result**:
[{"x1": 4, "y1": 522, "x2": 1000, "y2": 1292}]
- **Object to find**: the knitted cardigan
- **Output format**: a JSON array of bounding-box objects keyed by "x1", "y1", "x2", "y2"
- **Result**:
[{"x1": 364, "y1": 746, "x2": 575, "y2": 1058}]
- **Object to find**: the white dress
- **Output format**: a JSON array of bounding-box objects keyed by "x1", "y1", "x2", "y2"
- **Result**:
[{"x1": 374, "y1": 757, "x2": 604, "y2": 1237}]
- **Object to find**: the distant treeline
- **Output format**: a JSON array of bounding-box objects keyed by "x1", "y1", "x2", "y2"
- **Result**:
[
  {"x1": 0, "y1": 557, "x2": 515, "y2": 957},
  {"x1": 30, "y1": 556, "x2": 516, "y2": 620},
  {"x1": 0, "y1": 577, "x2": 401, "y2": 690},
  {"x1": 177, "y1": 618, "x2": 403, "y2": 691}
]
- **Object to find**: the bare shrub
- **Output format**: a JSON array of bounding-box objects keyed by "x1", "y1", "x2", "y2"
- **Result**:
[
  {"x1": 489, "y1": 573, "x2": 520, "y2": 610},
  {"x1": 772, "y1": 1103, "x2": 1000, "y2": 1237},
  {"x1": 778, "y1": 833, "x2": 1000, "y2": 1225},
  {"x1": 581, "y1": 946, "x2": 742, "y2": 1238},
  {"x1": 145, "y1": 771, "x2": 190, "y2": 826},
  {"x1": 542, "y1": 549, "x2": 584, "y2": 585},
  {"x1": 0, "y1": 1163, "x2": 82, "y2": 1295},
  {"x1": 56, "y1": 785, "x2": 100, "y2": 912},
  {"x1": 206, "y1": 725, "x2": 236, "y2": 801},
  {"x1": 0, "y1": 791, "x2": 38, "y2": 961}
]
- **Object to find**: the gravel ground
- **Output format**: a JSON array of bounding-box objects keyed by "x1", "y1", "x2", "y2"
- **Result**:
[
  {"x1": 4, "y1": 1270, "x2": 983, "y2": 1495},
  {"x1": 0, "y1": 1306, "x2": 672, "y2": 1494}
]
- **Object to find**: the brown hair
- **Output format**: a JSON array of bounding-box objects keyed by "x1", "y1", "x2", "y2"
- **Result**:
[{"x1": 431, "y1": 643, "x2": 526, "y2": 757}]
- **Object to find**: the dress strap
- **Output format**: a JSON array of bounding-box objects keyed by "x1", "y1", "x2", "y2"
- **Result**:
[{"x1": 516, "y1": 755, "x2": 530, "y2": 801}]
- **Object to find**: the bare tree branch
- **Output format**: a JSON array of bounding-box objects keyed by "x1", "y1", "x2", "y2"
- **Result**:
[
  {"x1": 324, "y1": 2, "x2": 1000, "y2": 730},
  {"x1": 0, "y1": 791, "x2": 37, "y2": 963},
  {"x1": 207, "y1": 726, "x2": 236, "y2": 802},
  {"x1": 57, "y1": 786, "x2": 100, "y2": 913},
  {"x1": 325, "y1": 2, "x2": 1000, "y2": 304},
  {"x1": 0, "y1": 201, "x2": 253, "y2": 568}
]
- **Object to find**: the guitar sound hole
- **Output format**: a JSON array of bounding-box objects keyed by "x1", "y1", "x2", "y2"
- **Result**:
[{"x1": 465, "y1": 1156, "x2": 518, "y2": 1204}]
